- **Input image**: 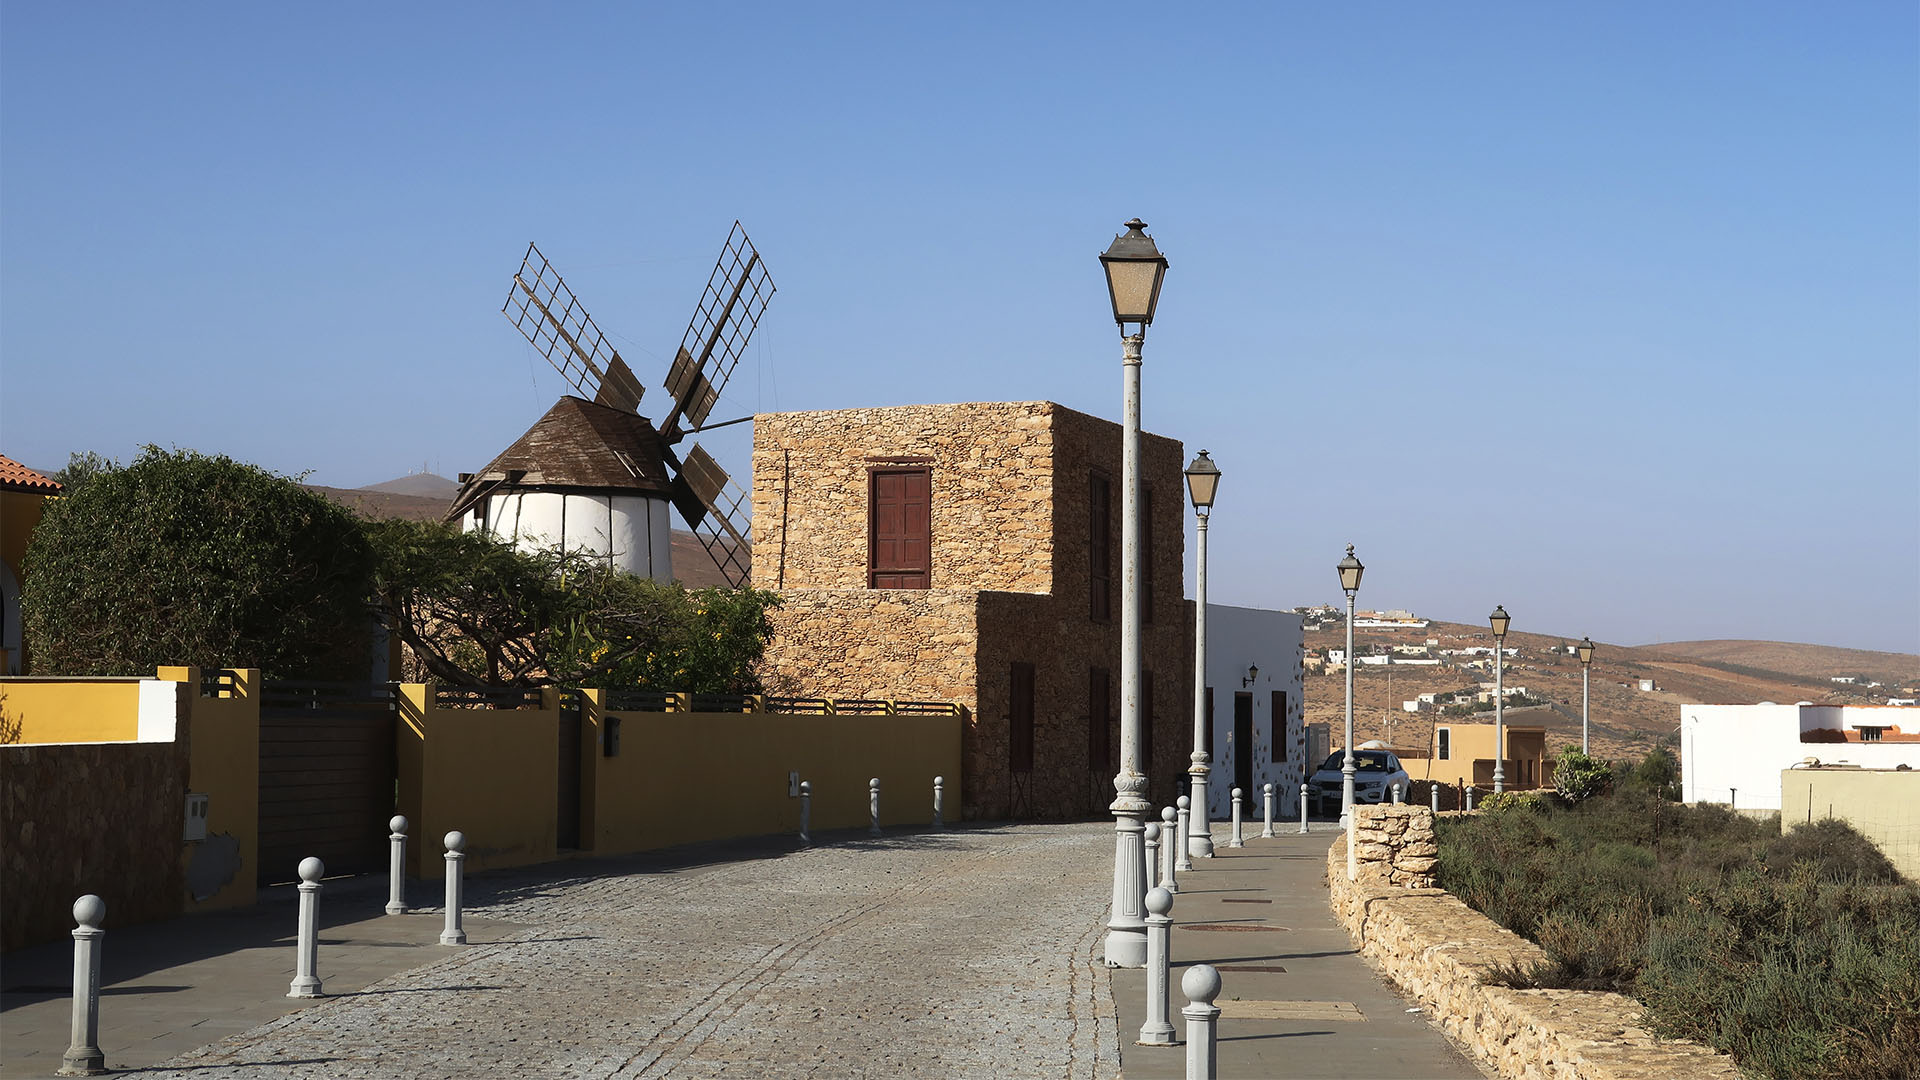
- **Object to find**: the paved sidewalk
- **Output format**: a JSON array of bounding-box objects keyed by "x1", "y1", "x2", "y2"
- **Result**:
[
  {"x1": 4, "y1": 825, "x2": 1121, "y2": 1079},
  {"x1": 1109, "y1": 823, "x2": 1490, "y2": 1080}
]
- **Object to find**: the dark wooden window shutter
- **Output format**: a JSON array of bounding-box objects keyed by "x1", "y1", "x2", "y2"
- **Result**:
[
  {"x1": 1088, "y1": 473, "x2": 1111, "y2": 621},
  {"x1": 869, "y1": 467, "x2": 931, "y2": 589}
]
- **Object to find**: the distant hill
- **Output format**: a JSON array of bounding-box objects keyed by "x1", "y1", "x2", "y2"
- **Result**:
[
  {"x1": 1630, "y1": 639, "x2": 1918, "y2": 689},
  {"x1": 303, "y1": 483, "x2": 736, "y2": 588},
  {"x1": 1301, "y1": 619, "x2": 1919, "y2": 763},
  {"x1": 361, "y1": 472, "x2": 461, "y2": 500}
]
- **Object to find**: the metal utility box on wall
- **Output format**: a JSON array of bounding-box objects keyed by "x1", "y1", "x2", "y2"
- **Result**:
[{"x1": 183, "y1": 792, "x2": 209, "y2": 842}]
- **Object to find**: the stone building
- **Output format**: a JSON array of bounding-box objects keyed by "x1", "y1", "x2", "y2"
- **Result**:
[{"x1": 752, "y1": 401, "x2": 1193, "y2": 821}]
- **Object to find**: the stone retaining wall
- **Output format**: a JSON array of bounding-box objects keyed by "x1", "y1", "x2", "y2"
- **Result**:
[{"x1": 1326, "y1": 807, "x2": 1740, "y2": 1080}]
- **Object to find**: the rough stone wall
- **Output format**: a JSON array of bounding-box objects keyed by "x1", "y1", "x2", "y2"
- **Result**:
[
  {"x1": 759, "y1": 590, "x2": 979, "y2": 706},
  {"x1": 753, "y1": 400, "x2": 1193, "y2": 822},
  {"x1": 973, "y1": 592, "x2": 1193, "y2": 821},
  {"x1": 1326, "y1": 817, "x2": 1741, "y2": 1080},
  {"x1": 2, "y1": 738, "x2": 189, "y2": 950},
  {"x1": 1349, "y1": 804, "x2": 1439, "y2": 887},
  {"x1": 751, "y1": 402, "x2": 1056, "y2": 593}
]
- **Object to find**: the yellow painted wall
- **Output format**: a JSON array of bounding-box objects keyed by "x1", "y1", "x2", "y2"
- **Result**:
[
  {"x1": 1780, "y1": 768, "x2": 1920, "y2": 882},
  {"x1": 159, "y1": 666, "x2": 260, "y2": 910},
  {"x1": 1, "y1": 677, "x2": 143, "y2": 743},
  {"x1": 580, "y1": 691, "x2": 963, "y2": 855},
  {"x1": 396, "y1": 684, "x2": 559, "y2": 877},
  {"x1": 1399, "y1": 723, "x2": 1546, "y2": 786}
]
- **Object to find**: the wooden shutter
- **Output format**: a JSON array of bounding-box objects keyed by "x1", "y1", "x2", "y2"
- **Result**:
[
  {"x1": 1010, "y1": 662, "x2": 1035, "y2": 774},
  {"x1": 1270, "y1": 690, "x2": 1288, "y2": 762},
  {"x1": 1088, "y1": 667, "x2": 1110, "y2": 776},
  {"x1": 1204, "y1": 686, "x2": 1214, "y2": 755},
  {"x1": 869, "y1": 467, "x2": 931, "y2": 589},
  {"x1": 1088, "y1": 474, "x2": 1111, "y2": 620},
  {"x1": 1234, "y1": 691, "x2": 1254, "y2": 798}
]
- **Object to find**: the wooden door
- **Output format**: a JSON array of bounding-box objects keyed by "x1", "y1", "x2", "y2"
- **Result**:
[
  {"x1": 1010, "y1": 661, "x2": 1035, "y2": 818},
  {"x1": 1088, "y1": 666, "x2": 1111, "y2": 812},
  {"x1": 869, "y1": 467, "x2": 931, "y2": 589},
  {"x1": 1234, "y1": 691, "x2": 1254, "y2": 799},
  {"x1": 556, "y1": 690, "x2": 583, "y2": 850}
]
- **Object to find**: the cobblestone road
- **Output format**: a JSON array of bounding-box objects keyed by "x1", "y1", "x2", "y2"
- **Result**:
[{"x1": 145, "y1": 824, "x2": 1121, "y2": 1079}]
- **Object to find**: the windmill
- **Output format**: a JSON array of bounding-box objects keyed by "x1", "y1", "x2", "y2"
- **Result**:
[{"x1": 469, "y1": 223, "x2": 773, "y2": 588}]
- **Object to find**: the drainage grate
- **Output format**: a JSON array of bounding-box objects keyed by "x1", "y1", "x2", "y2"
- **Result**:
[
  {"x1": 1217, "y1": 999, "x2": 1365, "y2": 1022},
  {"x1": 1184, "y1": 923, "x2": 1290, "y2": 932}
]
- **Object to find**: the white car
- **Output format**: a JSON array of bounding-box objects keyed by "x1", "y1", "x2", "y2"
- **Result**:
[{"x1": 1308, "y1": 748, "x2": 1413, "y2": 815}]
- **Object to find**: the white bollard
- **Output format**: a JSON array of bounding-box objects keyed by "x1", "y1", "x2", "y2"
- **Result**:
[
  {"x1": 1183, "y1": 963, "x2": 1222, "y2": 1079},
  {"x1": 440, "y1": 832, "x2": 467, "y2": 946},
  {"x1": 1391, "y1": 783, "x2": 1402, "y2": 805},
  {"x1": 1143, "y1": 821, "x2": 1161, "y2": 900},
  {"x1": 1161, "y1": 806, "x2": 1180, "y2": 893},
  {"x1": 1138, "y1": 887, "x2": 1176, "y2": 1046},
  {"x1": 869, "y1": 777, "x2": 882, "y2": 837},
  {"x1": 288, "y1": 857, "x2": 324, "y2": 998},
  {"x1": 1431, "y1": 784, "x2": 1440, "y2": 814},
  {"x1": 933, "y1": 775, "x2": 945, "y2": 830},
  {"x1": 61, "y1": 895, "x2": 106, "y2": 1075},
  {"x1": 386, "y1": 815, "x2": 408, "y2": 916},
  {"x1": 1167, "y1": 795, "x2": 1182, "y2": 868},
  {"x1": 1466, "y1": 787, "x2": 1475, "y2": 811},
  {"x1": 799, "y1": 780, "x2": 812, "y2": 845},
  {"x1": 1229, "y1": 788, "x2": 1245, "y2": 848},
  {"x1": 1261, "y1": 782, "x2": 1275, "y2": 838},
  {"x1": 1299, "y1": 785, "x2": 1309, "y2": 834}
]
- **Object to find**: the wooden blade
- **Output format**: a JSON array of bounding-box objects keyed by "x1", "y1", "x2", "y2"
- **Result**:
[
  {"x1": 659, "y1": 222, "x2": 773, "y2": 439},
  {"x1": 502, "y1": 243, "x2": 643, "y2": 411}
]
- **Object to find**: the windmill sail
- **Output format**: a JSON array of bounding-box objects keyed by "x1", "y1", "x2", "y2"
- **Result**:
[
  {"x1": 659, "y1": 222, "x2": 774, "y2": 441},
  {"x1": 503, "y1": 242, "x2": 645, "y2": 413}
]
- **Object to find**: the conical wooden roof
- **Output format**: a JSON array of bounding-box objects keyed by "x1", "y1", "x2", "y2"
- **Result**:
[{"x1": 448, "y1": 397, "x2": 673, "y2": 520}]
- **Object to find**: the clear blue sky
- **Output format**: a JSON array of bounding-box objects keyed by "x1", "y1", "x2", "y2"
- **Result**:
[{"x1": 3, "y1": 4, "x2": 1915, "y2": 654}]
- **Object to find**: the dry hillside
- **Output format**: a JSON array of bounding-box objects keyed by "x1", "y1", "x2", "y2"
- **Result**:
[{"x1": 1301, "y1": 620, "x2": 1918, "y2": 766}]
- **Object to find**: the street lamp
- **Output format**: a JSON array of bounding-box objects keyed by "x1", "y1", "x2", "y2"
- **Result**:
[
  {"x1": 1336, "y1": 545, "x2": 1363, "y2": 880},
  {"x1": 1185, "y1": 449, "x2": 1220, "y2": 863},
  {"x1": 1100, "y1": 218, "x2": 1168, "y2": 969},
  {"x1": 1577, "y1": 636, "x2": 1595, "y2": 753},
  {"x1": 1490, "y1": 605, "x2": 1511, "y2": 793}
]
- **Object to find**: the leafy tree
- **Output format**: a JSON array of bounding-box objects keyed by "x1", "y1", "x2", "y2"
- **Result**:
[
  {"x1": 22, "y1": 447, "x2": 374, "y2": 677},
  {"x1": 367, "y1": 518, "x2": 781, "y2": 690},
  {"x1": 49, "y1": 450, "x2": 115, "y2": 496},
  {"x1": 1622, "y1": 745, "x2": 1682, "y2": 801},
  {"x1": 1552, "y1": 744, "x2": 1611, "y2": 803}
]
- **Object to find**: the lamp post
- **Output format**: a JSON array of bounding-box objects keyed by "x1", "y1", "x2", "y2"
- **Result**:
[
  {"x1": 1490, "y1": 605, "x2": 1511, "y2": 793},
  {"x1": 1100, "y1": 218, "x2": 1169, "y2": 969},
  {"x1": 1185, "y1": 449, "x2": 1220, "y2": 860},
  {"x1": 1577, "y1": 636, "x2": 1595, "y2": 754},
  {"x1": 1336, "y1": 545, "x2": 1364, "y2": 881}
]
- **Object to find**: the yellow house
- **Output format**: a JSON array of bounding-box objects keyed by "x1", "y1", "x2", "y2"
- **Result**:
[
  {"x1": 1398, "y1": 720, "x2": 1552, "y2": 790},
  {"x1": 0, "y1": 454, "x2": 62, "y2": 674}
]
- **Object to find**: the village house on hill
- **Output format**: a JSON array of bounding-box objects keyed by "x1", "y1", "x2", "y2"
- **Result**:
[{"x1": 750, "y1": 401, "x2": 1290, "y2": 822}]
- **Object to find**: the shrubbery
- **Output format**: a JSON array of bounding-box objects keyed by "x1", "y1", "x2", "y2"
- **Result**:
[
  {"x1": 23, "y1": 448, "x2": 374, "y2": 678},
  {"x1": 1438, "y1": 767, "x2": 1919, "y2": 1079}
]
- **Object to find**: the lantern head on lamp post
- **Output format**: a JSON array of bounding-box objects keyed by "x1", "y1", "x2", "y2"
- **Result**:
[
  {"x1": 1337, "y1": 545, "x2": 1364, "y2": 594},
  {"x1": 1185, "y1": 450, "x2": 1220, "y2": 514},
  {"x1": 1100, "y1": 219, "x2": 1169, "y2": 334},
  {"x1": 1489, "y1": 605, "x2": 1511, "y2": 641},
  {"x1": 1577, "y1": 637, "x2": 1595, "y2": 666}
]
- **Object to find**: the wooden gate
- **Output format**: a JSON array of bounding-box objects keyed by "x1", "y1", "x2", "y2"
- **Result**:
[
  {"x1": 257, "y1": 682, "x2": 398, "y2": 885},
  {"x1": 556, "y1": 689, "x2": 583, "y2": 850}
]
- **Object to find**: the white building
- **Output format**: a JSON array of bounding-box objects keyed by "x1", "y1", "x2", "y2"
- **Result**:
[
  {"x1": 1681, "y1": 704, "x2": 1920, "y2": 810},
  {"x1": 1201, "y1": 604, "x2": 1306, "y2": 823}
]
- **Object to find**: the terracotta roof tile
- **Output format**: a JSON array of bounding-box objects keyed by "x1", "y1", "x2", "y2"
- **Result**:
[{"x1": 0, "y1": 455, "x2": 62, "y2": 494}]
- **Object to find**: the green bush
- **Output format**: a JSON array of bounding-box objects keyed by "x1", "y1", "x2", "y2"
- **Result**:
[
  {"x1": 22, "y1": 447, "x2": 374, "y2": 678},
  {"x1": 1435, "y1": 767, "x2": 1919, "y2": 1080},
  {"x1": 1552, "y1": 745, "x2": 1611, "y2": 803}
]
